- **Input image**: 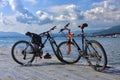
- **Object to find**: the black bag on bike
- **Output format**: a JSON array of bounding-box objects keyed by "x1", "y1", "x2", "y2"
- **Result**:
[
  {"x1": 26, "y1": 32, "x2": 42, "y2": 46},
  {"x1": 32, "y1": 34, "x2": 42, "y2": 46}
]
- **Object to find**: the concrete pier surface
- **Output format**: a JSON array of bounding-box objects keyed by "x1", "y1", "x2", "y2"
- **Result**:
[{"x1": 0, "y1": 47, "x2": 120, "y2": 80}]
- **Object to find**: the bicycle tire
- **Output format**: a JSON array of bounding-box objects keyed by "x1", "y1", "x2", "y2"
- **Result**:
[
  {"x1": 57, "y1": 41, "x2": 81, "y2": 64},
  {"x1": 50, "y1": 42, "x2": 63, "y2": 62},
  {"x1": 85, "y1": 40, "x2": 107, "y2": 72},
  {"x1": 11, "y1": 40, "x2": 35, "y2": 65}
]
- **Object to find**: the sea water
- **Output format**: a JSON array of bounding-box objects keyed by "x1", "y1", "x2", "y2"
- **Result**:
[{"x1": 0, "y1": 36, "x2": 120, "y2": 68}]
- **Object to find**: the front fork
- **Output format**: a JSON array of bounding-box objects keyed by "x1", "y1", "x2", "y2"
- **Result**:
[
  {"x1": 67, "y1": 39, "x2": 82, "y2": 56},
  {"x1": 67, "y1": 39, "x2": 71, "y2": 55}
]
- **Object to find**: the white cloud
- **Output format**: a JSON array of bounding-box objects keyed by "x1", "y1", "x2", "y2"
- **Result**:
[
  {"x1": 83, "y1": 7, "x2": 105, "y2": 20},
  {"x1": 0, "y1": 0, "x2": 8, "y2": 7},
  {"x1": 50, "y1": 4, "x2": 76, "y2": 14},
  {"x1": 48, "y1": 0, "x2": 120, "y2": 30},
  {"x1": 81, "y1": 0, "x2": 120, "y2": 27},
  {"x1": 36, "y1": 10, "x2": 53, "y2": 20},
  {"x1": 1, "y1": 0, "x2": 120, "y2": 33},
  {"x1": 0, "y1": 12, "x2": 14, "y2": 25},
  {"x1": 24, "y1": 0, "x2": 37, "y2": 5},
  {"x1": 48, "y1": 1, "x2": 120, "y2": 29},
  {"x1": 36, "y1": 10, "x2": 53, "y2": 24},
  {"x1": 8, "y1": 0, "x2": 54, "y2": 25},
  {"x1": 50, "y1": 4, "x2": 83, "y2": 21},
  {"x1": 0, "y1": 13, "x2": 45, "y2": 34},
  {"x1": 9, "y1": 0, "x2": 23, "y2": 11},
  {"x1": 0, "y1": 0, "x2": 54, "y2": 33}
]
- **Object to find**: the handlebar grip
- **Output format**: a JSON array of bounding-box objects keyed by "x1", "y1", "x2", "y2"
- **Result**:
[
  {"x1": 59, "y1": 29, "x2": 64, "y2": 32},
  {"x1": 50, "y1": 26, "x2": 56, "y2": 30}
]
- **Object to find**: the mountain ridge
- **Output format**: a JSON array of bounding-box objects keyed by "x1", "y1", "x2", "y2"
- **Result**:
[
  {"x1": 93, "y1": 25, "x2": 120, "y2": 35},
  {"x1": 0, "y1": 31, "x2": 24, "y2": 37},
  {"x1": 0, "y1": 25, "x2": 120, "y2": 37}
]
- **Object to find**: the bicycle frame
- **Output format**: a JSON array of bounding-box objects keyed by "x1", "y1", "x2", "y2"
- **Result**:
[
  {"x1": 71, "y1": 29, "x2": 89, "y2": 57},
  {"x1": 60, "y1": 23, "x2": 88, "y2": 57},
  {"x1": 40, "y1": 32, "x2": 58, "y2": 51},
  {"x1": 29, "y1": 27, "x2": 59, "y2": 58}
]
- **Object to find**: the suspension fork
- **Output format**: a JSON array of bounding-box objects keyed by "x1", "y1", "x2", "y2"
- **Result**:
[{"x1": 66, "y1": 39, "x2": 71, "y2": 55}]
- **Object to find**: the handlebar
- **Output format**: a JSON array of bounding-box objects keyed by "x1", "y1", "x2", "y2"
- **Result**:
[
  {"x1": 59, "y1": 23, "x2": 70, "y2": 32},
  {"x1": 40, "y1": 26, "x2": 56, "y2": 35},
  {"x1": 26, "y1": 26, "x2": 57, "y2": 37},
  {"x1": 59, "y1": 23, "x2": 88, "y2": 33}
]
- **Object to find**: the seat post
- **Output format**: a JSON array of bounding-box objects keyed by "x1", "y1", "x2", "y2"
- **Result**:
[{"x1": 81, "y1": 28, "x2": 85, "y2": 51}]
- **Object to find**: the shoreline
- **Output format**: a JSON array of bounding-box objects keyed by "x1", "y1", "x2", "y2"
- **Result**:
[{"x1": 0, "y1": 47, "x2": 120, "y2": 80}]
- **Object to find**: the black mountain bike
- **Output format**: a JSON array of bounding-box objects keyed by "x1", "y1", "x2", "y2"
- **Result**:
[
  {"x1": 57, "y1": 23, "x2": 107, "y2": 72},
  {"x1": 11, "y1": 26, "x2": 61, "y2": 65}
]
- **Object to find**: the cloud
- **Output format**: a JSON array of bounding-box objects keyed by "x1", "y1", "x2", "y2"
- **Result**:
[
  {"x1": 76, "y1": 0, "x2": 120, "y2": 30},
  {"x1": 0, "y1": 12, "x2": 14, "y2": 25},
  {"x1": 9, "y1": 0, "x2": 53, "y2": 25},
  {"x1": 1, "y1": 0, "x2": 54, "y2": 33},
  {"x1": 45, "y1": 2, "x2": 120, "y2": 30},
  {"x1": 0, "y1": 0, "x2": 8, "y2": 7},
  {"x1": 9, "y1": 0, "x2": 39, "y2": 24},
  {"x1": 1, "y1": 0, "x2": 120, "y2": 33},
  {"x1": 0, "y1": 13, "x2": 43, "y2": 33},
  {"x1": 82, "y1": 7, "x2": 104, "y2": 21},
  {"x1": 50, "y1": 4, "x2": 84, "y2": 21},
  {"x1": 48, "y1": 0, "x2": 120, "y2": 30},
  {"x1": 24, "y1": 0, "x2": 37, "y2": 5},
  {"x1": 36, "y1": 10, "x2": 53, "y2": 24}
]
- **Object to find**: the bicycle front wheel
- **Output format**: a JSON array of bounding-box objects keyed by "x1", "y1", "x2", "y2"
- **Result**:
[
  {"x1": 50, "y1": 42, "x2": 63, "y2": 62},
  {"x1": 11, "y1": 40, "x2": 35, "y2": 65},
  {"x1": 85, "y1": 40, "x2": 107, "y2": 72},
  {"x1": 57, "y1": 41, "x2": 81, "y2": 64}
]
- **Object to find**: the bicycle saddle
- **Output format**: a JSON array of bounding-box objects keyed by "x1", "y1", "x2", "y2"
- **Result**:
[{"x1": 78, "y1": 23, "x2": 88, "y2": 29}]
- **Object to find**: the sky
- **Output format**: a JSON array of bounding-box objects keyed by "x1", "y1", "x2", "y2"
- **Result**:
[{"x1": 0, "y1": 0, "x2": 120, "y2": 34}]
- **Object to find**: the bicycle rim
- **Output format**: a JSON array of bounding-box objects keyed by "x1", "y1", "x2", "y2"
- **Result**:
[
  {"x1": 57, "y1": 41, "x2": 81, "y2": 64},
  {"x1": 85, "y1": 40, "x2": 107, "y2": 72},
  {"x1": 11, "y1": 41, "x2": 35, "y2": 65}
]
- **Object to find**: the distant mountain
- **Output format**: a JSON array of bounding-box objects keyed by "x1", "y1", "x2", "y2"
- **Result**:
[
  {"x1": 73, "y1": 29, "x2": 103, "y2": 34},
  {"x1": 94, "y1": 25, "x2": 120, "y2": 35},
  {"x1": 0, "y1": 31, "x2": 25, "y2": 37}
]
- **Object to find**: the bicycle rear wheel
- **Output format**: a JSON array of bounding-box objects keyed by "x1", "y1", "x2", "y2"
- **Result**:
[
  {"x1": 11, "y1": 40, "x2": 35, "y2": 65},
  {"x1": 57, "y1": 41, "x2": 81, "y2": 64},
  {"x1": 85, "y1": 40, "x2": 107, "y2": 72}
]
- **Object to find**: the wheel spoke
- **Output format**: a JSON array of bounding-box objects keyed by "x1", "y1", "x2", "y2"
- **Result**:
[
  {"x1": 11, "y1": 41, "x2": 35, "y2": 65},
  {"x1": 57, "y1": 41, "x2": 81, "y2": 64},
  {"x1": 85, "y1": 40, "x2": 107, "y2": 72}
]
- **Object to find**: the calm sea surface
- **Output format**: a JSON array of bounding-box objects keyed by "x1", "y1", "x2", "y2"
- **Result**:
[{"x1": 0, "y1": 36, "x2": 120, "y2": 68}]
